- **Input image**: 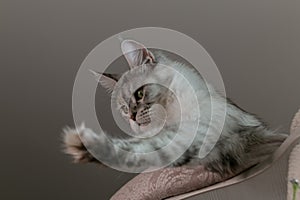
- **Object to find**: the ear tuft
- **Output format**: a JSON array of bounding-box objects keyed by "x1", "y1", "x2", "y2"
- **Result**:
[{"x1": 89, "y1": 69, "x2": 119, "y2": 94}]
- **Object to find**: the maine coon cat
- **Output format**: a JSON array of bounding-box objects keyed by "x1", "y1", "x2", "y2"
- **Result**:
[{"x1": 63, "y1": 39, "x2": 287, "y2": 175}]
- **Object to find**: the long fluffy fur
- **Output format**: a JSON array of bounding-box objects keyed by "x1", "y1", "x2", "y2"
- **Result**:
[{"x1": 62, "y1": 42, "x2": 287, "y2": 175}]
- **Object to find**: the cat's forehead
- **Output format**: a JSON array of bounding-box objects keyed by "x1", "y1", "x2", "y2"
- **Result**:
[
  {"x1": 120, "y1": 83, "x2": 133, "y2": 100},
  {"x1": 114, "y1": 69, "x2": 147, "y2": 101},
  {"x1": 114, "y1": 64, "x2": 173, "y2": 104}
]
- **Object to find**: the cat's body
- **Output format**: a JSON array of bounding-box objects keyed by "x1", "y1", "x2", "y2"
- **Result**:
[{"x1": 63, "y1": 40, "x2": 287, "y2": 175}]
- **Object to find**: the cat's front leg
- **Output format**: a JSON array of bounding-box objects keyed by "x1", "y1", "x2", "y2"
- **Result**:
[
  {"x1": 63, "y1": 124, "x2": 134, "y2": 169},
  {"x1": 63, "y1": 125, "x2": 187, "y2": 171}
]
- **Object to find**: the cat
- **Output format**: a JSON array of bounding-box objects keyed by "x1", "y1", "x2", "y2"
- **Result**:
[{"x1": 63, "y1": 39, "x2": 287, "y2": 175}]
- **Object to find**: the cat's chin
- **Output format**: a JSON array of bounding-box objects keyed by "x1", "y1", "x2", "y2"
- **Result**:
[
  {"x1": 129, "y1": 119, "x2": 163, "y2": 138},
  {"x1": 129, "y1": 119, "x2": 148, "y2": 137}
]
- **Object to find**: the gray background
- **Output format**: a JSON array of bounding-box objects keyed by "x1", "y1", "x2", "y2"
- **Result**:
[{"x1": 1, "y1": 0, "x2": 300, "y2": 199}]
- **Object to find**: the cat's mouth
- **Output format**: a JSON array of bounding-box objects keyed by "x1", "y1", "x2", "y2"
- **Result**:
[
  {"x1": 135, "y1": 109, "x2": 152, "y2": 127},
  {"x1": 137, "y1": 121, "x2": 151, "y2": 127}
]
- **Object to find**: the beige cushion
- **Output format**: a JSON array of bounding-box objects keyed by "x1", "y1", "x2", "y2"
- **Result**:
[
  {"x1": 287, "y1": 109, "x2": 300, "y2": 200},
  {"x1": 111, "y1": 110, "x2": 300, "y2": 200}
]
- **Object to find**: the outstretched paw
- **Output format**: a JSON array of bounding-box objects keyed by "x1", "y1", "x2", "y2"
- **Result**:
[{"x1": 62, "y1": 124, "x2": 99, "y2": 164}]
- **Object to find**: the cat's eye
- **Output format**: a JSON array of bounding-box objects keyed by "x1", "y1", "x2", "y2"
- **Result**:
[{"x1": 137, "y1": 90, "x2": 144, "y2": 99}]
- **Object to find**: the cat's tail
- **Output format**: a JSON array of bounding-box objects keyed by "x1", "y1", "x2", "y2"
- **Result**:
[
  {"x1": 205, "y1": 128, "x2": 288, "y2": 176},
  {"x1": 243, "y1": 130, "x2": 288, "y2": 165}
]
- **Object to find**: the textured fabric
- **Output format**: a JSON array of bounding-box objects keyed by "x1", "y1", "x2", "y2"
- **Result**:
[
  {"x1": 111, "y1": 109, "x2": 300, "y2": 200},
  {"x1": 291, "y1": 109, "x2": 300, "y2": 134},
  {"x1": 111, "y1": 166, "x2": 233, "y2": 200},
  {"x1": 287, "y1": 109, "x2": 300, "y2": 200},
  {"x1": 287, "y1": 144, "x2": 300, "y2": 200}
]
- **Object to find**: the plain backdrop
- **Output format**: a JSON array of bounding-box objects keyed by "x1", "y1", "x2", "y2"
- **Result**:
[{"x1": 1, "y1": 0, "x2": 300, "y2": 199}]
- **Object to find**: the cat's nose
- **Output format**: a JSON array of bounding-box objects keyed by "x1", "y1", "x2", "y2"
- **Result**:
[
  {"x1": 130, "y1": 104, "x2": 138, "y2": 121},
  {"x1": 130, "y1": 112, "x2": 137, "y2": 121}
]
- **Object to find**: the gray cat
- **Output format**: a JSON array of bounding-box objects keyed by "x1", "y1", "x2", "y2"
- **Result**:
[{"x1": 63, "y1": 40, "x2": 287, "y2": 175}]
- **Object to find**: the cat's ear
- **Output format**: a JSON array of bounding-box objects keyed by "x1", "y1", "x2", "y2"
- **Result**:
[
  {"x1": 90, "y1": 70, "x2": 120, "y2": 93},
  {"x1": 121, "y1": 40, "x2": 155, "y2": 68}
]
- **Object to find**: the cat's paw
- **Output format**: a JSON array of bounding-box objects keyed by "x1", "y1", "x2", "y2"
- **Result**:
[{"x1": 62, "y1": 123, "x2": 100, "y2": 164}]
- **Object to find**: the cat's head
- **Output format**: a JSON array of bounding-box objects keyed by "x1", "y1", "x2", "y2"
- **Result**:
[{"x1": 93, "y1": 40, "x2": 180, "y2": 137}]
